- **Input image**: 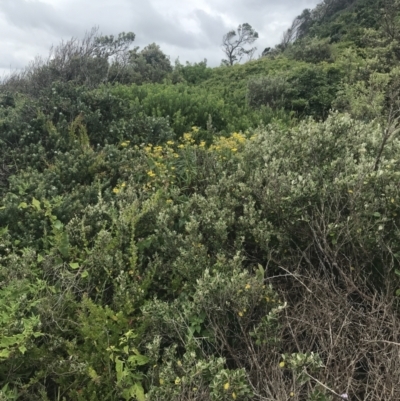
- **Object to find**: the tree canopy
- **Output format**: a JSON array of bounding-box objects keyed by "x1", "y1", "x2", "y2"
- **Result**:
[{"x1": 221, "y1": 23, "x2": 259, "y2": 65}]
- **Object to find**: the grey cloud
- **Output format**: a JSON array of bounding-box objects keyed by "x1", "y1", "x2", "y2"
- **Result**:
[
  {"x1": 122, "y1": 2, "x2": 226, "y2": 51},
  {"x1": 192, "y1": 9, "x2": 228, "y2": 46},
  {"x1": 0, "y1": 0, "x2": 322, "y2": 71},
  {"x1": 0, "y1": 0, "x2": 75, "y2": 35}
]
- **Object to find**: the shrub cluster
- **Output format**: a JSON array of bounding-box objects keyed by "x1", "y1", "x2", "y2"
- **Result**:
[{"x1": 1, "y1": 112, "x2": 400, "y2": 400}]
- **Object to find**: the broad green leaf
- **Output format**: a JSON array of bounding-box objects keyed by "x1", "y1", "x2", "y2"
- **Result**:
[
  {"x1": 131, "y1": 383, "x2": 145, "y2": 401},
  {"x1": 115, "y1": 358, "x2": 124, "y2": 374},
  {"x1": 69, "y1": 262, "x2": 79, "y2": 270},
  {"x1": 88, "y1": 367, "x2": 99, "y2": 380},
  {"x1": 115, "y1": 358, "x2": 124, "y2": 383},
  {"x1": 32, "y1": 197, "x2": 41, "y2": 211},
  {"x1": 128, "y1": 354, "x2": 149, "y2": 366},
  {"x1": 53, "y1": 220, "x2": 63, "y2": 230},
  {"x1": 58, "y1": 232, "x2": 69, "y2": 258},
  {"x1": 0, "y1": 349, "x2": 11, "y2": 359},
  {"x1": 18, "y1": 202, "x2": 28, "y2": 209},
  {"x1": 18, "y1": 345, "x2": 27, "y2": 354},
  {"x1": 0, "y1": 335, "x2": 20, "y2": 347},
  {"x1": 81, "y1": 270, "x2": 89, "y2": 278}
]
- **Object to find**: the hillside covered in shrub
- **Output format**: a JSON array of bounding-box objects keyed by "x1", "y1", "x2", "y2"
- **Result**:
[{"x1": 1, "y1": 1, "x2": 400, "y2": 400}]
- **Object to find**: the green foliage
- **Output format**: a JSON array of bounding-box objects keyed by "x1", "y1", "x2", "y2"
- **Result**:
[
  {"x1": 110, "y1": 43, "x2": 172, "y2": 85},
  {"x1": 286, "y1": 37, "x2": 334, "y2": 63},
  {"x1": 110, "y1": 82, "x2": 282, "y2": 136},
  {"x1": 247, "y1": 75, "x2": 293, "y2": 109},
  {"x1": 247, "y1": 63, "x2": 343, "y2": 117},
  {"x1": 1, "y1": 28, "x2": 136, "y2": 96},
  {"x1": 143, "y1": 267, "x2": 281, "y2": 400},
  {"x1": 175, "y1": 59, "x2": 212, "y2": 85},
  {"x1": 2, "y1": 3, "x2": 400, "y2": 399}
]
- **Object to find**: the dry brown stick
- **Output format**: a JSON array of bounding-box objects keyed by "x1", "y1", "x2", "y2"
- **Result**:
[
  {"x1": 277, "y1": 265, "x2": 313, "y2": 294},
  {"x1": 303, "y1": 370, "x2": 348, "y2": 399},
  {"x1": 363, "y1": 339, "x2": 400, "y2": 347}
]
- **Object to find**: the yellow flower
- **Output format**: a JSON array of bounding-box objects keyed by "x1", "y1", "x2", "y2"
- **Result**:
[
  {"x1": 232, "y1": 133, "x2": 246, "y2": 143},
  {"x1": 224, "y1": 382, "x2": 230, "y2": 391},
  {"x1": 231, "y1": 148, "x2": 238, "y2": 152},
  {"x1": 178, "y1": 144, "x2": 185, "y2": 149},
  {"x1": 177, "y1": 360, "x2": 182, "y2": 366},
  {"x1": 112, "y1": 187, "x2": 120, "y2": 194},
  {"x1": 238, "y1": 311, "x2": 243, "y2": 317},
  {"x1": 166, "y1": 199, "x2": 173, "y2": 204},
  {"x1": 279, "y1": 361, "x2": 285, "y2": 368},
  {"x1": 147, "y1": 170, "x2": 156, "y2": 178},
  {"x1": 290, "y1": 392, "x2": 295, "y2": 397},
  {"x1": 232, "y1": 392, "x2": 237, "y2": 400},
  {"x1": 159, "y1": 378, "x2": 164, "y2": 385},
  {"x1": 199, "y1": 141, "x2": 206, "y2": 147},
  {"x1": 245, "y1": 283, "x2": 251, "y2": 290},
  {"x1": 121, "y1": 182, "x2": 126, "y2": 187},
  {"x1": 175, "y1": 377, "x2": 181, "y2": 385},
  {"x1": 192, "y1": 387, "x2": 198, "y2": 392},
  {"x1": 167, "y1": 141, "x2": 175, "y2": 145}
]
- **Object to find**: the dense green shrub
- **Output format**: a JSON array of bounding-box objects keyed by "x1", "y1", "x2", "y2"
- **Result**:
[
  {"x1": 109, "y1": 43, "x2": 173, "y2": 85},
  {"x1": 247, "y1": 63, "x2": 342, "y2": 117},
  {"x1": 2, "y1": 3, "x2": 400, "y2": 399},
  {"x1": 2, "y1": 101, "x2": 400, "y2": 400},
  {"x1": 176, "y1": 60, "x2": 213, "y2": 85},
  {"x1": 286, "y1": 37, "x2": 333, "y2": 63},
  {"x1": 247, "y1": 75, "x2": 293, "y2": 109}
]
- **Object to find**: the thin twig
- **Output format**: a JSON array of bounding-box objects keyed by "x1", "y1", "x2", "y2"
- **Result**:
[
  {"x1": 278, "y1": 265, "x2": 313, "y2": 293},
  {"x1": 303, "y1": 370, "x2": 347, "y2": 399},
  {"x1": 363, "y1": 339, "x2": 400, "y2": 347}
]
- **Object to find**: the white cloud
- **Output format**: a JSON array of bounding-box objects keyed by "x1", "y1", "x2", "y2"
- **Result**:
[{"x1": 0, "y1": 0, "x2": 321, "y2": 76}]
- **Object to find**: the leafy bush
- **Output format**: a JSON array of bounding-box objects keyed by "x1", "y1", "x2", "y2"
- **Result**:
[
  {"x1": 247, "y1": 75, "x2": 293, "y2": 109},
  {"x1": 286, "y1": 37, "x2": 333, "y2": 63},
  {"x1": 2, "y1": 5, "x2": 400, "y2": 399}
]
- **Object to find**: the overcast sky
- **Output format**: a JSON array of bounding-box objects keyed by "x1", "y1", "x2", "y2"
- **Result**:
[{"x1": 0, "y1": 0, "x2": 321, "y2": 76}]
